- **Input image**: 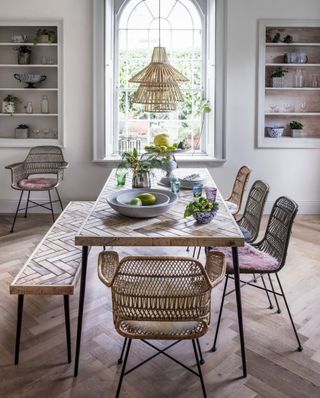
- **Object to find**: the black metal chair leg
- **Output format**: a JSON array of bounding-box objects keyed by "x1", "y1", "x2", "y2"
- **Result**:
[
  {"x1": 260, "y1": 274, "x2": 274, "y2": 309},
  {"x1": 10, "y1": 191, "x2": 24, "y2": 233},
  {"x1": 211, "y1": 275, "x2": 229, "y2": 352},
  {"x1": 186, "y1": 246, "x2": 190, "y2": 252},
  {"x1": 24, "y1": 191, "x2": 30, "y2": 218},
  {"x1": 275, "y1": 273, "x2": 303, "y2": 351},
  {"x1": 192, "y1": 247, "x2": 197, "y2": 258},
  {"x1": 48, "y1": 190, "x2": 55, "y2": 222},
  {"x1": 197, "y1": 247, "x2": 201, "y2": 260},
  {"x1": 253, "y1": 273, "x2": 257, "y2": 283},
  {"x1": 15, "y1": 294, "x2": 24, "y2": 365},
  {"x1": 55, "y1": 187, "x2": 64, "y2": 211},
  {"x1": 196, "y1": 338, "x2": 205, "y2": 365},
  {"x1": 64, "y1": 295, "x2": 72, "y2": 363},
  {"x1": 192, "y1": 340, "x2": 207, "y2": 398},
  {"x1": 116, "y1": 339, "x2": 132, "y2": 398},
  {"x1": 118, "y1": 338, "x2": 128, "y2": 364},
  {"x1": 268, "y1": 274, "x2": 281, "y2": 313}
]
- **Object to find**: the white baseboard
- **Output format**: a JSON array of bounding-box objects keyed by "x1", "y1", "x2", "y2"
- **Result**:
[{"x1": 0, "y1": 198, "x2": 319, "y2": 215}]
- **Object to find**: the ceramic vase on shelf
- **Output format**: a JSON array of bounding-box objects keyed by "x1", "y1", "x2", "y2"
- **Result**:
[
  {"x1": 294, "y1": 69, "x2": 304, "y2": 88},
  {"x1": 25, "y1": 101, "x2": 33, "y2": 114}
]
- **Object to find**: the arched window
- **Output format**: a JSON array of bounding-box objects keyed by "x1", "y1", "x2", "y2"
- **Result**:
[{"x1": 115, "y1": 0, "x2": 206, "y2": 153}]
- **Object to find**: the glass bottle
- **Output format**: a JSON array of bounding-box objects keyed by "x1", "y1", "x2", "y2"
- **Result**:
[
  {"x1": 41, "y1": 95, "x2": 49, "y2": 113},
  {"x1": 294, "y1": 69, "x2": 304, "y2": 88},
  {"x1": 25, "y1": 101, "x2": 33, "y2": 114}
]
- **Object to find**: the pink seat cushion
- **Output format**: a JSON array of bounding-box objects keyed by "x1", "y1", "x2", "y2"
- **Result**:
[
  {"x1": 208, "y1": 244, "x2": 279, "y2": 273},
  {"x1": 18, "y1": 178, "x2": 57, "y2": 190}
]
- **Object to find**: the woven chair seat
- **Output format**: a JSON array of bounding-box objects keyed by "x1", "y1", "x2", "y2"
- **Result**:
[
  {"x1": 118, "y1": 320, "x2": 207, "y2": 340},
  {"x1": 17, "y1": 177, "x2": 58, "y2": 190},
  {"x1": 209, "y1": 244, "x2": 279, "y2": 274},
  {"x1": 225, "y1": 200, "x2": 238, "y2": 215}
]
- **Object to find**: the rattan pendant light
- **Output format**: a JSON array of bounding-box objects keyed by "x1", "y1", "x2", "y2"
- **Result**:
[{"x1": 129, "y1": 0, "x2": 189, "y2": 112}]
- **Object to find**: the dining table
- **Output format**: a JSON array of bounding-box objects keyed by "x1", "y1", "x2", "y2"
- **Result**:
[{"x1": 73, "y1": 168, "x2": 246, "y2": 378}]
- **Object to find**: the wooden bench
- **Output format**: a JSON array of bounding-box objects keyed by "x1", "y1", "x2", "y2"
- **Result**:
[{"x1": 10, "y1": 201, "x2": 93, "y2": 365}]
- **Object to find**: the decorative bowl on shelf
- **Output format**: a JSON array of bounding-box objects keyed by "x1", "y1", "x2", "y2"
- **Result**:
[
  {"x1": 107, "y1": 188, "x2": 177, "y2": 218},
  {"x1": 266, "y1": 126, "x2": 284, "y2": 138},
  {"x1": 117, "y1": 190, "x2": 170, "y2": 207},
  {"x1": 14, "y1": 73, "x2": 47, "y2": 88}
]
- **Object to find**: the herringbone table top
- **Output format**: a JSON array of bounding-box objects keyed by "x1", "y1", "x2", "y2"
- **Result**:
[
  {"x1": 10, "y1": 201, "x2": 93, "y2": 295},
  {"x1": 76, "y1": 168, "x2": 244, "y2": 247}
]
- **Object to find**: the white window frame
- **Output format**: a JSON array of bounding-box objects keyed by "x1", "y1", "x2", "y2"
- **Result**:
[{"x1": 93, "y1": 0, "x2": 226, "y2": 164}]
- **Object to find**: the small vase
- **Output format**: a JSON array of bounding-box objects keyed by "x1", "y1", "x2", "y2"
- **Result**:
[
  {"x1": 160, "y1": 157, "x2": 177, "y2": 186},
  {"x1": 18, "y1": 52, "x2": 31, "y2": 65},
  {"x1": 193, "y1": 211, "x2": 216, "y2": 224},
  {"x1": 132, "y1": 172, "x2": 151, "y2": 188}
]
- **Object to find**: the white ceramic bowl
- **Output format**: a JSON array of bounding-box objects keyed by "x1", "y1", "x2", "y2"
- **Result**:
[
  {"x1": 117, "y1": 190, "x2": 170, "y2": 207},
  {"x1": 107, "y1": 189, "x2": 177, "y2": 218}
]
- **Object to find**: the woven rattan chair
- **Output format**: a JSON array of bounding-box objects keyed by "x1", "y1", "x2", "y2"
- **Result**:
[
  {"x1": 210, "y1": 196, "x2": 303, "y2": 353},
  {"x1": 98, "y1": 251, "x2": 226, "y2": 398},
  {"x1": 225, "y1": 165, "x2": 251, "y2": 216},
  {"x1": 5, "y1": 146, "x2": 68, "y2": 232}
]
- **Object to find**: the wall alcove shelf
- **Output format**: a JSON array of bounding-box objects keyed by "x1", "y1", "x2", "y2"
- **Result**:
[
  {"x1": 0, "y1": 21, "x2": 63, "y2": 147},
  {"x1": 258, "y1": 19, "x2": 320, "y2": 148}
]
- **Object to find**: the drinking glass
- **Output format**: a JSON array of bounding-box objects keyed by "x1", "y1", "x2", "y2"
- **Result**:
[
  {"x1": 170, "y1": 177, "x2": 180, "y2": 194},
  {"x1": 269, "y1": 104, "x2": 279, "y2": 113},
  {"x1": 192, "y1": 183, "x2": 203, "y2": 198},
  {"x1": 299, "y1": 101, "x2": 306, "y2": 113},
  {"x1": 205, "y1": 187, "x2": 217, "y2": 202},
  {"x1": 116, "y1": 169, "x2": 127, "y2": 187}
]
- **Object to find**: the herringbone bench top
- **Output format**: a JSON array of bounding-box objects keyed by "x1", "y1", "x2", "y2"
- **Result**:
[{"x1": 10, "y1": 201, "x2": 93, "y2": 296}]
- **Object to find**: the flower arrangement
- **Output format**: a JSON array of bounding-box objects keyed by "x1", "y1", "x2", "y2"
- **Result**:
[{"x1": 184, "y1": 197, "x2": 219, "y2": 224}]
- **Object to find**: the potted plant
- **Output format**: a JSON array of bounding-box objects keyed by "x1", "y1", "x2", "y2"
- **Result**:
[
  {"x1": 15, "y1": 124, "x2": 29, "y2": 139},
  {"x1": 184, "y1": 196, "x2": 219, "y2": 224},
  {"x1": 271, "y1": 68, "x2": 288, "y2": 88},
  {"x1": 118, "y1": 147, "x2": 162, "y2": 188},
  {"x1": 2, "y1": 95, "x2": 21, "y2": 115},
  {"x1": 34, "y1": 29, "x2": 56, "y2": 44},
  {"x1": 15, "y1": 45, "x2": 32, "y2": 64},
  {"x1": 289, "y1": 121, "x2": 304, "y2": 137}
]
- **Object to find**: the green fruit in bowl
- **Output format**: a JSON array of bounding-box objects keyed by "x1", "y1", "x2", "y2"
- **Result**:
[
  {"x1": 130, "y1": 198, "x2": 142, "y2": 206},
  {"x1": 136, "y1": 192, "x2": 157, "y2": 206},
  {"x1": 154, "y1": 133, "x2": 171, "y2": 147}
]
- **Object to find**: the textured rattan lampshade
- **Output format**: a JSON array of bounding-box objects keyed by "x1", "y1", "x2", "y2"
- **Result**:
[{"x1": 129, "y1": 47, "x2": 189, "y2": 112}]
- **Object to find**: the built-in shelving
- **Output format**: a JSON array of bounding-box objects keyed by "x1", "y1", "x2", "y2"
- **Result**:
[
  {"x1": 0, "y1": 21, "x2": 63, "y2": 146},
  {"x1": 258, "y1": 19, "x2": 320, "y2": 148}
]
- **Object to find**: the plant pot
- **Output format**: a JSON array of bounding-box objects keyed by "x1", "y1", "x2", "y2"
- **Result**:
[
  {"x1": 272, "y1": 77, "x2": 283, "y2": 88},
  {"x1": 18, "y1": 52, "x2": 31, "y2": 64},
  {"x1": 132, "y1": 172, "x2": 151, "y2": 188},
  {"x1": 193, "y1": 211, "x2": 216, "y2": 224},
  {"x1": 15, "y1": 127, "x2": 29, "y2": 139},
  {"x1": 39, "y1": 34, "x2": 49, "y2": 43},
  {"x1": 291, "y1": 129, "x2": 305, "y2": 138},
  {"x1": 266, "y1": 126, "x2": 284, "y2": 138},
  {"x1": 2, "y1": 101, "x2": 16, "y2": 114}
]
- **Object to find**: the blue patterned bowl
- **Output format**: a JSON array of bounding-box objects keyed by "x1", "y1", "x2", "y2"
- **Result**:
[
  {"x1": 193, "y1": 211, "x2": 216, "y2": 224},
  {"x1": 266, "y1": 127, "x2": 284, "y2": 138}
]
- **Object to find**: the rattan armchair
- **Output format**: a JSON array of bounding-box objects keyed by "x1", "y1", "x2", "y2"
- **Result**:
[
  {"x1": 98, "y1": 251, "x2": 226, "y2": 398},
  {"x1": 5, "y1": 146, "x2": 68, "y2": 232},
  {"x1": 225, "y1": 165, "x2": 251, "y2": 216},
  {"x1": 210, "y1": 196, "x2": 303, "y2": 353}
]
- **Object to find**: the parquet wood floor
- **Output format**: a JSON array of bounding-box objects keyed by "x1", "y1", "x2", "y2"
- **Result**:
[{"x1": 0, "y1": 214, "x2": 319, "y2": 398}]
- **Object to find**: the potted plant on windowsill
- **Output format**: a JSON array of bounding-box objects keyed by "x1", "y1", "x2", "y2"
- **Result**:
[
  {"x1": 118, "y1": 147, "x2": 162, "y2": 188},
  {"x1": 289, "y1": 121, "x2": 304, "y2": 138},
  {"x1": 271, "y1": 68, "x2": 288, "y2": 88},
  {"x1": 2, "y1": 95, "x2": 21, "y2": 115},
  {"x1": 184, "y1": 197, "x2": 219, "y2": 224}
]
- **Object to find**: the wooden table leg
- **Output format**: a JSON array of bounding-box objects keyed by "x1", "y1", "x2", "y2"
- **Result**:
[
  {"x1": 74, "y1": 245, "x2": 89, "y2": 377},
  {"x1": 232, "y1": 246, "x2": 247, "y2": 377}
]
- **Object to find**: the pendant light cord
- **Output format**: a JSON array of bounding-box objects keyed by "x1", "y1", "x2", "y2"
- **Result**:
[{"x1": 158, "y1": 0, "x2": 161, "y2": 47}]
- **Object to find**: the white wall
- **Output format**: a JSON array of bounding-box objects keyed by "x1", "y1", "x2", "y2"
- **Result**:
[{"x1": 0, "y1": 0, "x2": 319, "y2": 213}]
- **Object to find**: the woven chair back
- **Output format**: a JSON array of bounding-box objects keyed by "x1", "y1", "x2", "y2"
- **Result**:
[
  {"x1": 111, "y1": 256, "x2": 212, "y2": 325},
  {"x1": 237, "y1": 180, "x2": 269, "y2": 243},
  {"x1": 228, "y1": 165, "x2": 251, "y2": 213},
  {"x1": 24, "y1": 146, "x2": 65, "y2": 175},
  {"x1": 258, "y1": 196, "x2": 298, "y2": 268}
]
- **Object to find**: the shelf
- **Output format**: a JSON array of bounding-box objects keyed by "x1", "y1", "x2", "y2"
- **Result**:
[
  {"x1": 0, "y1": 88, "x2": 58, "y2": 91},
  {"x1": 266, "y1": 63, "x2": 320, "y2": 67},
  {"x1": 0, "y1": 137, "x2": 60, "y2": 148},
  {"x1": 0, "y1": 64, "x2": 57, "y2": 67},
  {"x1": 265, "y1": 87, "x2": 320, "y2": 91},
  {"x1": 0, "y1": 113, "x2": 58, "y2": 117},
  {"x1": 0, "y1": 42, "x2": 57, "y2": 46},
  {"x1": 266, "y1": 42, "x2": 320, "y2": 47},
  {"x1": 260, "y1": 136, "x2": 320, "y2": 149},
  {"x1": 265, "y1": 112, "x2": 320, "y2": 116}
]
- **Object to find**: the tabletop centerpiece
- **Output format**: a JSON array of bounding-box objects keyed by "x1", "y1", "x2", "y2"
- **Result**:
[{"x1": 184, "y1": 196, "x2": 219, "y2": 224}]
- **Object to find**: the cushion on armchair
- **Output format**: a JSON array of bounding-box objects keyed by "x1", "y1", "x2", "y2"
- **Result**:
[
  {"x1": 18, "y1": 178, "x2": 57, "y2": 190},
  {"x1": 208, "y1": 243, "x2": 279, "y2": 274}
]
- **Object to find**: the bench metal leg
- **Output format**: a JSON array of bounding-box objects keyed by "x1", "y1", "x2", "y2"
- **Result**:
[
  {"x1": 74, "y1": 246, "x2": 89, "y2": 377},
  {"x1": 15, "y1": 294, "x2": 24, "y2": 365},
  {"x1": 24, "y1": 191, "x2": 30, "y2": 218},
  {"x1": 64, "y1": 295, "x2": 72, "y2": 363},
  {"x1": 10, "y1": 191, "x2": 24, "y2": 233},
  {"x1": 48, "y1": 190, "x2": 55, "y2": 222}
]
